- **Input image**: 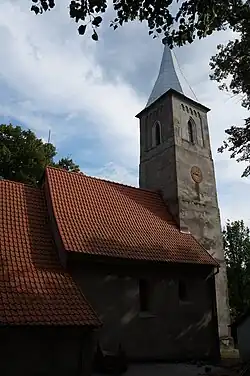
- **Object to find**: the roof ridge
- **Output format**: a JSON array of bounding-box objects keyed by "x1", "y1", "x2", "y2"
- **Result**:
[
  {"x1": 0, "y1": 178, "x2": 40, "y2": 190},
  {"x1": 46, "y1": 166, "x2": 161, "y2": 196}
]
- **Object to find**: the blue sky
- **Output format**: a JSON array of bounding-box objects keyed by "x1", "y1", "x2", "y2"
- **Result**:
[{"x1": 0, "y1": 0, "x2": 249, "y2": 226}]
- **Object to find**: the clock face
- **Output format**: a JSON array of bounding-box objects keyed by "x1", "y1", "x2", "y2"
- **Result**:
[{"x1": 191, "y1": 166, "x2": 203, "y2": 183}]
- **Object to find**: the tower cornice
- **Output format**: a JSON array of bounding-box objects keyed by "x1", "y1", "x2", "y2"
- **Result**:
[{"x1": 136, "y1": 88, "x2": 210, "y2": 118}]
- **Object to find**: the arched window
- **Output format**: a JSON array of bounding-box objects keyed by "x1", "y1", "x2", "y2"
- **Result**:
[
  {"x1": 152, "y1": 121, "x2": 161, "y2": 147},
  {"x1": 187, "y1": 118, "x2": 196, "y2": 144}
]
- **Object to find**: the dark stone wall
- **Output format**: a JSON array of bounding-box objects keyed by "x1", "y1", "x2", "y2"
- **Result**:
[
  {"x1": 70, "y1": 259, "x2": 220, "y2": 362},
  {"x1": 139, "y1": 95, "x2": 180, "y2": 223},
  {"x1": 138, "y1": 92, "x2": 230, "y2": 339},
  {"x1": 0, "y1": 326, "x2": 94, "y2": 376}
]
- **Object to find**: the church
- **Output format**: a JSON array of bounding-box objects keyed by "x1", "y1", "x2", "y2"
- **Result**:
[{"x1": 0, "y1": 42, "x2": 230, "y2": 375}]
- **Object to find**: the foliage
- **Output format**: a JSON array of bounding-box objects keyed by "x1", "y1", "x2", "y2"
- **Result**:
[
  {"x1": 210, "y1": 9, "x2": 250, "y2": 177},
  {"x1": 0, "y1": 124, "x2": 80, "y2": 186},
  {"x1": 30, "y1": 0, "x2": 246, "y2": 43},
  {"x1": 217, "y1": 120, "x2": 250, "y2": 177},
  {"x1": 30, "y1": 0, "x2": 250, "y2": 176},
  {"x1": 53, "y1": 157, "x2": 80, "y2": 172},
  {"x1": 223, "y1": 220, "x2": 250, "y2": 320}
]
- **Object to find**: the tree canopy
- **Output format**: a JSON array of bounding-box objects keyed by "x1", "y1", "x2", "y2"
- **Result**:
[
  {"x1": 223, "y1": 220, "x2": 250, "y2": 320},
  {"x1": 31, "y1": 0, "x2": 247, "y2": 44},
  {"x1": 30, "y1": 0, "x2": 250, "y2": 176},
  {"x1": 0, "y1": 124, "x2": 79, "y2": 186},
  {"x1": 53, "y1": 157, "x2": 80, "y2": 172}
]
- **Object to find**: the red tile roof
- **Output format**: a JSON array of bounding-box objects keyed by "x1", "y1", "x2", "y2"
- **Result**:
[
  {"x1": 0, "y1": 179, "x2": 101, "y2": 326},
  {"x1": 46, "y1": 167, "x2": 217, "y2": 266}
]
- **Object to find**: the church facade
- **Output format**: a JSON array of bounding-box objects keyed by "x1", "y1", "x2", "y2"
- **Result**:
[{"x1": 0, "y1": 42, "x2": 229, "y2": 375}]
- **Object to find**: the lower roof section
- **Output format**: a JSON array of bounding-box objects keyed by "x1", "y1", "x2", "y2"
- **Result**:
[{"x1": 0, "y1": 180, "x2": 101, "y2": 327}]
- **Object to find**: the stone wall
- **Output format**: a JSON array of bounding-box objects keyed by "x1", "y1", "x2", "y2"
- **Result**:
[
  {"x1": 70, "y1": 258, "x2": 220, "y2": 362},
  {"x1": 139, "y1": 94, "x2": 179, "y2": 222},
  {"x1": 138, "y1": 91, "x2": 230, "y2": 340},
  {"x1": 172, "y1": 94, "x2": 230, "y2": 340},
  {"x1": 0, "y1": 326, "x2": 94, "y2": 376},
  {"x1": 237, "y1": 316, "x2": 250, "y2": 361}
]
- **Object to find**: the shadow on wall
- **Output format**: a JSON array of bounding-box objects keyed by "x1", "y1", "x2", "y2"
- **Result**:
[{"x1": 70, "y1": 249, "x2": 218, "y2": 361}]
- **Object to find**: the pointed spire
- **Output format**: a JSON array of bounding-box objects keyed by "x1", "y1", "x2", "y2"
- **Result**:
[{"x1": 146, "y1": 39, "x2": 183, "y2": 108}]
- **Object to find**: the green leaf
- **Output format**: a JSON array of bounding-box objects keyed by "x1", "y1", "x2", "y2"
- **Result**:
[
  {"x1": 31, "y1": 5, "x2": 39, "y2": 15},
  {"x1": 78, "y1": 25, "x2": 87, "y2": 35},
  {"x1": 92, "y1": 30, "x2": 99, "y2": 41},
  {"x1": 92, "y1": 16, "x2": 103, "y2": 26}
]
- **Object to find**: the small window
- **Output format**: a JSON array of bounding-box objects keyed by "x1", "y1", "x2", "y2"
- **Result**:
[
  {"x1": 139, "y1": 279, "x2": 150, "y2": 312},
  {"x1": 179, "y1": 280, "x2": 187, "y2": 301},
  {"x1": 194, "y1": 110, "x2": 197, "y2": 117},
  {"x1": 152, "y1": 121, "x2": 161, "y2": 147},
  {"x1": 190, "y1": 108, "x2": 193, "y2": 115},
  {"x1": 188, "y1": 120, "x2": 194, "y2": 143},
  {"x1": 155, "y1": 123, "x2": 161, "y2": 145},
  {"x1": 181, "y1": 104, "x2": 185, "y2": 111},
  {"x1": 185, "y1": 106, "x2": 189, "y2": 113}
]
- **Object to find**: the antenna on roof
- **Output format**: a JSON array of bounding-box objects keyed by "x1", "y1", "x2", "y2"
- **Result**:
[{"x1": 47, "y1": 129, "x2": 51, "y2": 144}]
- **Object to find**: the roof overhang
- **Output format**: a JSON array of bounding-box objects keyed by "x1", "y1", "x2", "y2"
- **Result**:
[{"x1": 136, "y1": 88, "x2": 210, "y2": 119}]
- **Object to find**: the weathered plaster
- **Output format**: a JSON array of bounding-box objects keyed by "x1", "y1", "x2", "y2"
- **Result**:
[
  {"x1": 138, "y1": 91, "x2": 230, "y2": 339},
  {"x1": 71, "y1": 260, "x2": 219, "y2": 362}
]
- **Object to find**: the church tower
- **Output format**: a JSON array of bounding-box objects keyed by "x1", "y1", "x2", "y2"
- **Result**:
[{"x1": 136, "y1": 40, "x2": 230, "y2": 340}]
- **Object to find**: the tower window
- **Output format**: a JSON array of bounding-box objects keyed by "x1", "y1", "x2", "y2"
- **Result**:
[
  {"x1": 152, "y1": 121, "x2": 161, "y2": 147},
  {"x1": 139, "y1": 279, "x2": 150, "y2": 312},
  {"x1": 178, "y1": 280, "x2": 188, "y2": 301},
  {"x1": 187, "y1": 118, "x2": 196, "y2": 144}
]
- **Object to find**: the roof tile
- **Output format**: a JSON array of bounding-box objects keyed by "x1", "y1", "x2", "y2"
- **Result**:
[
  {"x1": 46, "y1": 167, "x2": 217, "y2": 266},
  {"x1": 0, "y1": 179, "x2": 101, "y2": 326}
]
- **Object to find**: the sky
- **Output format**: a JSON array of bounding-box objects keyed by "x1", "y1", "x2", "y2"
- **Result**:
[{"x1": 0, "y1": 0, "x2": 249, "y2": 227}]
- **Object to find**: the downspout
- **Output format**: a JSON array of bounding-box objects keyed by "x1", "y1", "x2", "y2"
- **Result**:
[
  {"x1": 205, "y1": 265, "x2": 219, "y2": 281},
  {"x1": 214, "y1": 265, "x2": 220, "y2": 276}
]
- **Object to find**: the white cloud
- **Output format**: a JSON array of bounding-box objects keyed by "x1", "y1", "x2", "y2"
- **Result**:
[
  {"x1": 0, "y1": 0, "x2": 142, "y2": 167},
  {"x1": 0, "y1": 0, "x2": 248, "y2": 227},
  {"x1": 85, "y1": 162, "x2": 138, "y2": 187}
]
